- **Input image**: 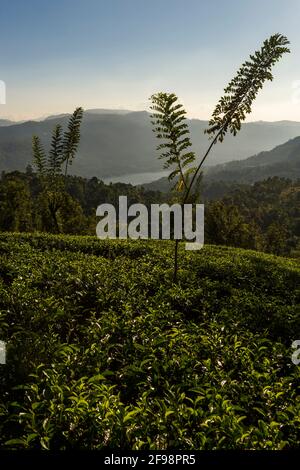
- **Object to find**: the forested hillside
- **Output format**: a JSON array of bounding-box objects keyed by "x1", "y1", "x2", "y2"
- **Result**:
[
  {"x1": 205, "y1": 136, "x2": 300, "y2": 183},
  {"x1": 0, "y1": 171, "x2": 298, "y2": 258}
]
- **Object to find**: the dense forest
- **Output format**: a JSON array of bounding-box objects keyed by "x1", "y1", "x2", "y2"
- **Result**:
[{"x1": 0, "y1": 169, "x2": 299, "y2": 258}]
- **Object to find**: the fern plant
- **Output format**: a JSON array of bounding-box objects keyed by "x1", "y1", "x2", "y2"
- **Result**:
[
  {"x1": 32, "y1": 108, "x2": 84, "y2": 232},
  {"x1": 32, "y1": 107, "x2": 83, "y2": 179},
  {"x1": 32, "y1": 136, "x2": 47, "y2": 177},
  {"x1": 150, "y1": 33, "x2": 290, "y2": 282},
  {"x1": 49, "y1": 124, "x2": 64, "y2": 178},
  {"x1": 150, "y1": 92, "x2": 196, "y2": 193},
  {"x1": 62, "y1": 107, "x2": 84, "y2": 177}
]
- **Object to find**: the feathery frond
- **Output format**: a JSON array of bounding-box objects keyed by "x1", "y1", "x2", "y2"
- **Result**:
[
  {"x1": 150, "y1": 93, "x2": 196, "y2": 191},
  {"x1": 62, "y1": 107, "x2": 84, "y2": 177},
  {"x1": 48, "y1": 124, "x2": 63, "y2": 176},
  {"x1": 32, "y1": 136, "x2": 47, "y2": 176},
  {"x1": 205, "y1": 34, "x2": 290, "y2": 143}
]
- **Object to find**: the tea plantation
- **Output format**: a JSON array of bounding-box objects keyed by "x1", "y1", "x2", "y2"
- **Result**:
[{"x1": 0, "y1": 233, "x2": 299, "y2": 449}]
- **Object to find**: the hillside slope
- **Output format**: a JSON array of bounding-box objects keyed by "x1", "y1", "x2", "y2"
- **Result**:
[
  {"x1": 0, "y1": 119, "x2": 15, "y2": 127},
  {"x1": 144, "y1": 136, "x2": 300, "y2": 191},
  {"x1": 205, "y1": 136, "x2": 300, "y2": 183},
  {"x1": 0, "y1": 233, "x2": 299, "y2": 449}
]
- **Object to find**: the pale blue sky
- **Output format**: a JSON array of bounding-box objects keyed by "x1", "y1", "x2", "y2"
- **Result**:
[{"x1": 0, "y1": 0, "x2": 299, "y2": 121}]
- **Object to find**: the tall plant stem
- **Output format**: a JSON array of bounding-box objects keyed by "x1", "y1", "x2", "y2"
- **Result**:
[
  {"x1": 172, "y1": 129, "x2": 222, "y2": 283},
  {"x1": 64, "y1": 158, "x2": 69, "y2": 180},
  {"x1": 173, "y1": 239, "x2": 179, "y2": 283}
]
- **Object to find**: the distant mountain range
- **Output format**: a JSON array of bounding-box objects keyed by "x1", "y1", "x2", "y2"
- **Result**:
[
  {"x1": 0, "y1": 109, "x2": 300, "y2": 179},
  {"x1": 44, "y1": 108, "x2": 132, "y2": 121},
  {"x1": 0, "y1": 119, "x2": 15, "y2": 127}
]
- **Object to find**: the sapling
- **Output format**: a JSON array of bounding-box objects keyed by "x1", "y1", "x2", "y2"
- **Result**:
[
  {"x1": 32, "y1": 107, "x2": 84, "y2": 232},
  {"x1": 150, "y1": 33, "x2": 290, "y2": 282}
]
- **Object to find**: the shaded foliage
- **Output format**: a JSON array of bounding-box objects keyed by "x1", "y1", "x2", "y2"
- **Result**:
[{"x1": 0, "y1": 234, "x2": 299, "y2": 449}]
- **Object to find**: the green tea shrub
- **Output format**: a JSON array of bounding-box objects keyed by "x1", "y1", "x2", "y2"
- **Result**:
[{"x1": 0, "y1": 233, "x2": 299, "y2": 449}]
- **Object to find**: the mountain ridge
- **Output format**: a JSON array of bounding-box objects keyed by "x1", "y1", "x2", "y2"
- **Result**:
[{"x1": 0, "y1": 109, "x2": 300, "y2": 178}]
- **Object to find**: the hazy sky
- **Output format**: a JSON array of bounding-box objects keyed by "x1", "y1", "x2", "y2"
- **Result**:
[{"x1": 1, "y1": 0, "x2": 300, "y2": 121}]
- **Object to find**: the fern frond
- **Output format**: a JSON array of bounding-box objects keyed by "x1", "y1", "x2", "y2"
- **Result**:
[
  {"x1": 205, "y1": 34, "x2": 290, "y2": 142},
  {"x1": 32, "y1": 136, "x2": 47, "y2": 176},
  {"x1": 150, "y1": 93, "x2": 196, "y2": 191},
  {"x1": 48, "y1": 124, "x2": 63, "y2": 176}
]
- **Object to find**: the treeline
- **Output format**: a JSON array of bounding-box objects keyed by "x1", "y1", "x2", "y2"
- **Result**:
[
  {"x1": 0, "y1": 170, "x2": 299, "y2": 257},
  {"x1": 205, "y1": 177, "x2": 300, "y2": 257},
  {"x1": 0, "y1": 169, "x2": 164, "y2": 234}
]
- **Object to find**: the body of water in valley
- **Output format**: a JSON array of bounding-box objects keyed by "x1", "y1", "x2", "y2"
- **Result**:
[{"x1": 102, "y1": 171, "x2": 168, "y2": 186}]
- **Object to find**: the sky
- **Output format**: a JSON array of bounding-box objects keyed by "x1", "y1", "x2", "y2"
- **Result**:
[{"x1": 0, "y1": 0, "x2": 300, "y2": 121}]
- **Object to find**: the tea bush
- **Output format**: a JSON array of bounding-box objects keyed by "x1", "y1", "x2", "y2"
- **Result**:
[{"x1": 0, "y1": 233, "x2": 299, "y2": 449}]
